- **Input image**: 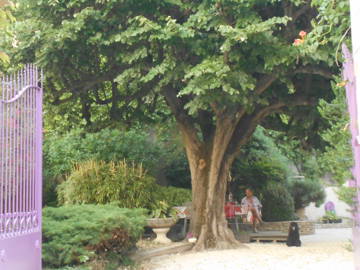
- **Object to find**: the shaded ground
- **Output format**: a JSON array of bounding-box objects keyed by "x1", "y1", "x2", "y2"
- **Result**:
[{"x1": 140, "y1": 228, "x2": 354, "y2": 270}]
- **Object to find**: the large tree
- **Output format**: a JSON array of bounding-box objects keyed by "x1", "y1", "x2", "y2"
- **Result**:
[{"x1": 7, "y1": 0, "x2": 346, "y2": 249}]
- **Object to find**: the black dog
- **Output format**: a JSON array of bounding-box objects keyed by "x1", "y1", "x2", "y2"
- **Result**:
[{"x1": 286, "y1": 222, "x2": 301, "y2": 247}]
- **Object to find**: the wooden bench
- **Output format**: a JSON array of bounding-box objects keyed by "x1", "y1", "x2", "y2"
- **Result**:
[{"x1": 250, "y1": 231, "x2": 287, "y2": 243}]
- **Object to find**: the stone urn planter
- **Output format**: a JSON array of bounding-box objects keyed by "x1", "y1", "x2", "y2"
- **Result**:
[{"x1": 146, "y1": 217, "x2": 178, "y2": 244}]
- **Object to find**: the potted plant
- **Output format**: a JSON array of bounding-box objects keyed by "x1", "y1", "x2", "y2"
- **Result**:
[
  {"x1": 321, "y1": 212, "x2": 342, "y2": 224},
  {"x1": 321, "y1": 216, "x2": 329, "y2": 224},
  {"x1": 146, "y1": 201, "x2": 178, "y2": 244}
]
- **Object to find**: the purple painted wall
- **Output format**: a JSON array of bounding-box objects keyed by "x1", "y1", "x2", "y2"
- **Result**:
[
  {"x1": 342, "y1": 45, "x2": 360, "y2": 270},
  {"x1": 0, "y1": 64, "x2": 43, "y2": 270}
]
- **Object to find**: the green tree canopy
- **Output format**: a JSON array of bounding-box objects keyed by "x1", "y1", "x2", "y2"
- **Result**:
[
  {"x1": 318, "y1": 78, "x2": 353, "y2": 184},
  {"x1": 6, "y1": 0, "x2": 348, "y2": 249},
  {"x1": 0, "y1": 0, "x2": 15, "y2": 65}
]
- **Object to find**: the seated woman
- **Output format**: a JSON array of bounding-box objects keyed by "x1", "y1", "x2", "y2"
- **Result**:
[{"x1": 241, "y1": 188, "x2": 263, "y2": 232}]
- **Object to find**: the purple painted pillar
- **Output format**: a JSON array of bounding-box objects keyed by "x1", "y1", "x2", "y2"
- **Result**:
[
  {"x1": 0, "y1": 64, "x2": 43, "y2": 270},
  {"x1": 342, "y1": 44, "x2": 360, "y2": 270}
]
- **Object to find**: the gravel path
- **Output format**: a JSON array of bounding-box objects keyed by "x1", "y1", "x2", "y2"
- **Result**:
[{"x1": 141, "y1": 228, "x2": 355, "y2": 270}]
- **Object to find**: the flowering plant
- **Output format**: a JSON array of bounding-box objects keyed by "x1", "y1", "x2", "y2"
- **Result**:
[{"x1": 293, "y1": 30, "x2": 307, "y2": 46}]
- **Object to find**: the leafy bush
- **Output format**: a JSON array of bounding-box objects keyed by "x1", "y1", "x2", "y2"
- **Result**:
[
  {"x1": 58, "y1": 160, "x2": 158, "y2": 209},
  {"x1": 232, "y1": 159, "x2": 288, "y2": 196},
  {"x1": 44, "y1": 128, "x2": 164, "y2": 178},
  {"x1": 43, "y1": 175, "x2": 63, "y2": 207},
  {"x1": 288, "y1": 180, "x2": 325, "y2": 210},
  {"x1": 150, "y1": 200, "x2": 176, "y2": 218},
  {"x1": 321, "y1": 212, "x2": 342, "y2": 223},
  {"x1": 260, "y1": 182, "x2": 295, "y2": 222},
  {"x1": 228, "y1": 127, "x2": 292, "y2": 202},
  {"x1": 44, "y1": 128, "x2": 165, "y2": 206},
  {"x1": 158, "y1": 186, "x2": 192, "y2": 207},
  {"x1": 163, "y1": 151, "x2": 192, "y2": 189},
  {"x1": 42, "y1": 205, "x2": 146, "y2": 268},
  {"x1": 148, "y1": 186, "x2": 192, "y2": 218},
  {"x1": 337, "y1": 186, "x2": 358, "y2": 207},
  {"x1": 58, "y1": 160, "x2": 192, "y2": 213}
]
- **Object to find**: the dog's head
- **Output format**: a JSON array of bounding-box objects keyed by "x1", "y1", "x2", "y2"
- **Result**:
[{"x1": 289, "y1": 222, "x2": 299, "y2": 232}]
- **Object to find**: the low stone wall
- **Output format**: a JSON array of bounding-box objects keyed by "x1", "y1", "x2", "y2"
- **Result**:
[{"x1": 259, "y1": 221, "x2": 315, "y2": 235}]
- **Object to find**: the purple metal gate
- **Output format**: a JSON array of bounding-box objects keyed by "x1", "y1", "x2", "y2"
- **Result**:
[
  {"x1": 0, "y1": 64, "x2": 43, "y2": 270},
  {"x1": 343, "y1": 45, "x2": 360, "y2": 270}
]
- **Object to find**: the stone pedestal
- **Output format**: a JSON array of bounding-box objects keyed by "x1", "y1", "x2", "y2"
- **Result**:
[
  {"x1": 146, "y1": 218, "x2": 178, "y2": 244},
  {"x1": 153, "y1": 228, "x2": 172, "y2": 244}
]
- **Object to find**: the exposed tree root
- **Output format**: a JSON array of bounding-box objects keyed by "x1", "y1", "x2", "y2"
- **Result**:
[{"x1": 192, "y1": 223, "x2": 247, "y2": 251}]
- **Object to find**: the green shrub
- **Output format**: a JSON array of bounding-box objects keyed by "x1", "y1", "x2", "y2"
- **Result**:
[
  {"x1": 57, "y1": 160, "x2": 158, "y2": 209},
  {"x1": 260, "y1": 182, "x2": 295, "y2": 221},
  {"x1": 337, "y1": 186, "x2": 358, "y2": 207},
  {"x1": 44, "y1": 128, "x2": 165, "y2": 206},
  {"x1": 43, "y1": 175, "x2": 63, "y2": 207},
  {"x1": 158, "y1": 186, "x2": 192, "y2": 207},
  {"x1": 45, "y1": 128, "x2": 164, "y2": 178},
  {"x1": 288, "y1": 180, "x2": 325, "y2": 210},
  {"x1": 42, "y1": 205, "x2": 146, "y2": 268},
  {"x1": 229, "y1": 127, "x2": 291, "y2": 202},
  {"x1": 321, "y1": 211, "x2": 341, "y2": 223},
  {"x1": 163, "y1": 151, "x2": 192, "y2": 189},
  {"x1": 149, "y1": 200, "x2": 176, "y2": 218},
  {"x1": 58, "y1": 160, "x2": 192, "y2": 213},
  {"x1": 148, "y1": 186, "x2": 192, "y2": 218},
  {"x1": 232, "y1": 159, "x2": 288, "y2": 194}
]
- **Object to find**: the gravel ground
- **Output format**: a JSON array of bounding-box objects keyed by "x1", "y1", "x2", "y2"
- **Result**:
[{"x1": 141, "y1": 228, "x2": 355, "y2": 270}]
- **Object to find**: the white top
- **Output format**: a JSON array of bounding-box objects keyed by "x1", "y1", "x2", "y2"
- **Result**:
[{"x1": 241, "y1": 196, "x2": 262, "y2": 210}]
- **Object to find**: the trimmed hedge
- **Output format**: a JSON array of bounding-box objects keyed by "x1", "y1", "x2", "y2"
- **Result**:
[
  {"x1": 288, "y1": 180, "x2": 325, "y2": 210},
  {"x1": 42, "y1": 205, "x2": 146, "y2": 268},
  {"x1": 261, "y1": 182, "x2": 295, "y2": 222}
]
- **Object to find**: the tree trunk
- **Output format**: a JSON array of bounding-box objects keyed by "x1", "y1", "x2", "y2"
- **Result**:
[
  {"x1": 188, "y1": 154, "x2": 241, "y2": 250},
  {"x1": 163, "y1": 89, "x2": 252, "y2": 250}
]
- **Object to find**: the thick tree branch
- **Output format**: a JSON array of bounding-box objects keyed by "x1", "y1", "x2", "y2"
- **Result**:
[
  {"x1": 292, "y1": 0, "x2": 311, "y2": 21},
  {"x1": 254, "y1": 74, "x2": 278, "y2": 95},
  {"x1": 110, "y1": 81, "x2": 121, "y2": 121},
  {"x1": 51, "y1": 93, "x2": 75, "y2": 105},
  {"x1": 281, "y1": 0, "x2": 313, "y2": 41},
  {"x1": 294, "y1": 66, "x2": 334, "y2": 79},
  {"x1": 260, "y1": 114, "x2": 290, "y2": 132},
  {"x1": 225, "y1": 95, "x2": 316, "y2": 161},
  {"x1": 253, "y1": 96, "x2": 314, "y2": 121},
  {"x1": 93, "y1": 88, "x2": 112, "y2": 105},
  {"x1": 162, "y1": 86, "x2": 203, "y2": 154},
  {"x1": 50, "y1": 64, "x2": 126, "y2": 105}
]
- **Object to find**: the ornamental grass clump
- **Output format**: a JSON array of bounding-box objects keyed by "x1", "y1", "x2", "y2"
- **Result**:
[
  {"x1": 42, "y1": 204, "x2": 146, "y2": 268},
  {"x1": 57, "y1": 160, "x2": 158, "y2": 209}
]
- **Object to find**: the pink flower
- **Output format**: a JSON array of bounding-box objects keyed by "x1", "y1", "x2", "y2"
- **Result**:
[
  {"x1": 293, "y1": 39, "x2": 304, "y2": 46},
  {"x1": 299, "y1": 31, "x2": 307, "y2": 38}
]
